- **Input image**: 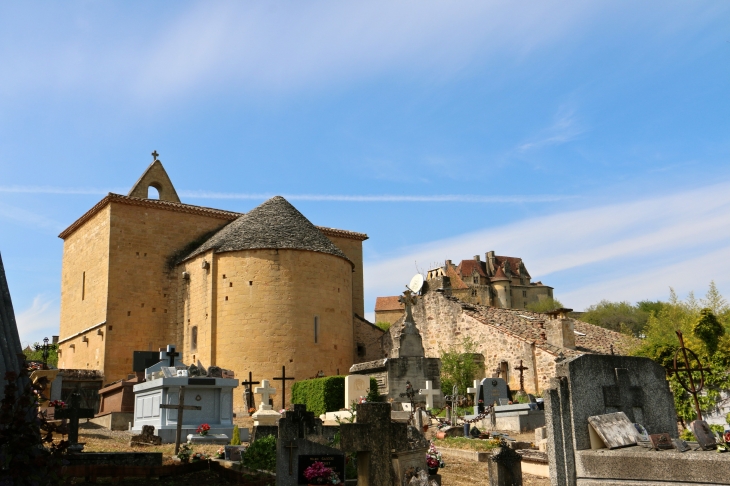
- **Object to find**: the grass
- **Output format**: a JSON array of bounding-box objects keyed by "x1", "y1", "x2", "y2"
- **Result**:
[{"x1": 434, "y1": 436, "x2": 500, "y2": 452}]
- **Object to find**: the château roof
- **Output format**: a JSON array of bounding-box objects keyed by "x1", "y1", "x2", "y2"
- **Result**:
[
  {"x1": 458, "y1": 259, "x2": 487, "y2": 277},
  {"x1": 495, "y1": 255, "x2": 530, "y2": 278},
  {"x1": 375, "y1": 296, "x2": 404, "y2": 312},
  {"x1": 185, "y1": 196, "x2": 352, "y2": 264}
]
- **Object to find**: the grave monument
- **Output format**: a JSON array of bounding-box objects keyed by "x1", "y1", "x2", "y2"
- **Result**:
[{"x1": 252, "y1": 379, "x2": 282, "y2": 441}]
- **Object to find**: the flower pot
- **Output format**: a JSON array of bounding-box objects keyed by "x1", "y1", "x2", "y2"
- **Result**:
[{"x1": 436, "y1": 431, "x2": 446, "y2": 440}]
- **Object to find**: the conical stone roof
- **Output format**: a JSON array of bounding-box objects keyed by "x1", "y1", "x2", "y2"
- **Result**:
[{"x1": 186, "y1": 196, "x2": 351, "y2": 264}]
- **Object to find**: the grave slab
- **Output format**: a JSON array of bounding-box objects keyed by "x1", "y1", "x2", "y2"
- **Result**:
[{"x1": 187, "y1": 433, "x2": 229, "y2": 445}]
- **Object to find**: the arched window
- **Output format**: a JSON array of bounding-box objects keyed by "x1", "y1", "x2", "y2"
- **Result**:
[
  {"x1": 191, "y1": 326, "x2": 198, "y2": 352},
  {"x1": 148, "y1": 185, "x2": 160, "y2": 199}
]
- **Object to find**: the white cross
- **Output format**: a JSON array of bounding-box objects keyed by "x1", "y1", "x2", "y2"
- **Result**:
[
  {"x1": 419, "y1": 380, "x2": 441, "y2": 410},
  {"x1": 467, "y1": 379, "x2": 480, "y2": 403},
  {"x1": 254, "y1": 379, "x2": 276, "y2": 411}
]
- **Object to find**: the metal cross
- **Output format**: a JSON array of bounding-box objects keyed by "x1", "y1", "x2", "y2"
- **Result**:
[
  {"x1": 400, "y1": 381, "x2": 416, "y2": 410},
  {"x1": 670, "y1": 330, "x2": 711, "y2": 421},
  {"x1": 241, "y1": 371, "x2": 260, "y2": 410},
  {"x1": 42, "y1": 337, "x2": 50, "y2": 369},
  {"x1": 515, "y1": 360, "x2": 529, "y2": 392},
  {"x1": 285, "y1": 440, "x2": 298, "y2": 475},
  {"x1": 151, "y1": 150, "x2": 159, "y2": 161},
  {"x1": 493, "y1": 364, "x2": 501, "y2": 378},
  {"x1": 160, "y1": 386, "x2": 202, "y2": 454},
  {"x1": 54, "y1": 392, "x2": 94, "y2": 450},
  {"x1": 273, "y1": 365, "x2": 295, "y2": 410},
  {"x1": 164, "y1": 346, "x2": 180, "y2": 367}
]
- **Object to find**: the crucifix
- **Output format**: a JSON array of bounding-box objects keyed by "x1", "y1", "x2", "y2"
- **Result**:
[
  {"x1": 254, "y1": 379, "x2": 276, "y2": 410},
  {"x1": 467, "y1": 379, "x2": 480, "y2": 409},
  {"x1": 160, "y1": 386, "x2": 202, "y2": 454},
  {"x1": 241, "y1": 371, "x2": 260, "y2": 412},
  {"x1": 515, "y1": 360, "x2": 529, "y2": 392},
  {"x1": 54, "y1": 392, "x2": 94, "y2": 452},
  {"x1": 151, "y1": 150, "x2": 159, "y2": 161},
  {"x1": 273, "y1": 366, "x2": 295, "y2": 410},
  {"x1": 284, "y1": 440, "x2": 298, "y2": 475},
  {"x1": 492, "y1": 364, "x2": 501, "y2": 378},
  {"x1": 418, "y1": 380, "x2": 440, "y2": 410},
  {"x1": 670, "y1": 330, "x2": 711, "y2": 421}
]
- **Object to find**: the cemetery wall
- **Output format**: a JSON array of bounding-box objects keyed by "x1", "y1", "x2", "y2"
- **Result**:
[
  {"x1": 58, "y1": 205, "x2": 111, "y2": 371},
  {"x1": 353, "y1": 314, "x2": 385, "y2": 363},
  {"x1": 323, "y1": 233, "x2": 365, "y2": 317},
  {"x1": 179, "y1": 248, "x2": 354, "y2": 413}
]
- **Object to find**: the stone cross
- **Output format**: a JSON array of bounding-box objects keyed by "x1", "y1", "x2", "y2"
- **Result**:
[
  {"x1": 418, "y1": 380, "x2": 440, "y2": 410},
  {"x1": 151, "y1": 150, "x2": 159, "y2": 161},
  {"x1": 273, "y1": 365, "x2": 295, "y2": 410},
  {"x1": 255, "y1": 379, "x2": 276, "y2": 410},
  {"x1": 160, "y1": 345, "x2": 180, "y2": 367},
  {"x1": 159, "y1": 386, "x2": 201, "y2": 454},
  {"x1": 467, "y1": 379, "x2": 480, "y2": 412},
  {"x1": 241, "y1": 371, "x2": 260, "y2": 412},
  {"x1": 340, "y1": 402, "x2": 408, "y2": 486},
  {"x1": 54, "y1": 392, "x2": 94, "y2": 451},
  {"x1": 602, "y1": 368, "x2": 644, "y2": 423},
  {"x1": 515, "y1": 360, "x2": 529, "y2": 392},
  {"x1": 399, "y1": 289, "x2": 418, "y2": 323}
]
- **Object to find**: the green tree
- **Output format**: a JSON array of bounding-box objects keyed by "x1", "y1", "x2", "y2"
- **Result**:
[
  {"x1": 23, "y1": 342, "x2": 58, "y2": 368},
  {"x1": 581, "y1": 300, "x2": 650, "y2": 337},
  {"x1": 375, "y1": 321, "x2": 392, "y2": 332},
  {"x1": 525, "y1": 298, "x2": 564, "y2": 313},
  {"x1": 439, "y1": 336, "x2": 483, "y2": 399}
]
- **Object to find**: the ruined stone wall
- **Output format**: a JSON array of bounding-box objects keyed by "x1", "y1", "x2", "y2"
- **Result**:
[
  {"x1": 385, "y1": 292, "x2": 559, "y2": 394},
  {"x1": 195, "y1": 248, "x2": 354, "y2": 414},
  {"x1": 353, "y1": 315, "x2": 385, "y2": 364},
  {"x1": 58, "y1": 206, "x2": 111, "y2": 372}
]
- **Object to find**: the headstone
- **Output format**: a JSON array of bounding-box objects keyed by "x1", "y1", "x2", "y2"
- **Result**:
[
  {"x1": 418, "y1": 380, "x2": 440, "y2": 410},
  {"x1": 252, "y1": 379, "x2": 281, "y2": 426},
  {"x1": 130, "y1": 425, "x2": 162, "y2": 446},
  {"x1": 587, "y1": 412, "x2": 638, "y2": 449},
  {"x1": 392, "y1": 448, "x2": 429, "y2": 486},
  {"x1": 467, "y1": 380, "x2": 480, "y2": 414},
  {"x1": 649, "y1": 433, "x2": 674, "y2": 451},
  {"x1": 0, "y1": 252, "x2": 23, "y2": 381},
  {"x1": 481, "y1": 378, "x2": 510, "y2": 406},
  {"x1": 276, "y1": 405, "x2": 344, "y2": 486},
  {"x1": 340, "y1": 402, "x2": 410, "y2": 486},
  {"x1": 345, "y1": 375, "x2": 371, "y2": 408},
  {"x1": 487, "y1": 444, "x2": 522, "y2": 486},
  {"x1": 690, "y1": 419, "x2": 717, "y2": 450},
  {"x1": 225, "y1": 445, "x2": 246, "y2": 461}
]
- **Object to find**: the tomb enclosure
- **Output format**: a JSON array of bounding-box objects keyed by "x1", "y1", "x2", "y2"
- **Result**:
[{"x1": 544, "y1": 354, "x2": 730, "y2": 486}]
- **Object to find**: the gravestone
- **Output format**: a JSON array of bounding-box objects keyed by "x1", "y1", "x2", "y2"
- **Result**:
[
  {"x1": 0, "y1": 251, "x2": 23, "y2": 382},
  {"x1": 252, "y1": 379, "x2": 281, "y2": 441},
  {"x1": 487, "y1": 444, "x2": 523, "y2": 486},
  {"x1": 481, "y1": 377, "x2": 510, "y2": 406},
  {"x1": 130, "y1": 425, "x2": 162, "y2": 446},
  {"x1": 340, "y1": 402, "x2": 412, "y2": 486},
  {"x1": 418, "y1": 380, "x2": 441, "y2": 410},
  {"x1": 690, "y1": 419, "x2": 717, "y2": 450},
  {"x1": 225, "y1": 445, "x2": 246, "y2": 461},
  {"x1": 55, "y1": 391, "x2": 95, "y2": 452},
  {"x1": 276, "y1": 405, "x2": 345, "y2": 486},
  {"x1": 542, "y1": 354, "x2": 730, "y2": 486},
  {"x1": 345, "y1": 375, "x2": 371, "y2": 408}
]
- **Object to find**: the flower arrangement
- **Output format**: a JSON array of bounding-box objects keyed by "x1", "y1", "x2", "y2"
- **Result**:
[
  {"x1": 248, "y1": 407, "x2": 256, "y2": 414},
  {"x1": 426, "y1": 442, "x2": 444, "y2": 471},
  {"x1": 48, "y1": 400, "x2": 66, "y2": 408},
  {"x1": 177, "y1": 444, "x2": 193, "y2": 463},
  {"x1": 191, "y1": 452, "x2": 207, "y2": 462},
  {"x1": 303, "y1": 461, "x2": 340, "y2": 485},
  {"x1": 216, "y1": 447, "x2": 225, "y2": 459},
  {"x1": 196, "y1": 423, "x2": 211, "y2": 436}
]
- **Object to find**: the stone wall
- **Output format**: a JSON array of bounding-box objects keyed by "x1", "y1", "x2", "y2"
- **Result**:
[
  {"x1": 324, "y1": 234, "x2": 365, "y2": 318},
  {"x1": 353, "y1": 315, "x2": 385, "y2": 364},
  {"x1": 374, "y1": 309, "x2": 404, "y2": 326},
  {"x1": 181, "y1": 248, "x2": 354, "y2": 414}
]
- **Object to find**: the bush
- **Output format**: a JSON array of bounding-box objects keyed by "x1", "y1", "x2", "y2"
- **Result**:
[
  {"x1": 242, "y1": 435, "x2": 276, "y2": 472},
  {"x1": 291, "y1": 376, "x2": 345, "y2": 416},
  {"x1": 375, "y1": 322, "x2": 392, "y2": 332},
  {"x1": 366, "y1": 377, "x2": 380, "y2": 403},
  {"x1": 231, "y1": 425, "x2": 241, "y2": 445}
]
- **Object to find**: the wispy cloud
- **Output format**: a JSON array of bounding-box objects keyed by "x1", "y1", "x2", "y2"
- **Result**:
[
  {"x1": 16, "y1": 294, "x2": 59, "y2": 348},
  {"x1": 363, "y1": 181, "x2": 730, "y2": 310},
  {"x1": 0, "y1": 201, "x2": 64, "y2": 232},
  {"x1": 0, "y1": 186, "x2": 112, "y2": 195},
  {"x1": 517, "y1": 107, "x2": 585, "y2": 152}
]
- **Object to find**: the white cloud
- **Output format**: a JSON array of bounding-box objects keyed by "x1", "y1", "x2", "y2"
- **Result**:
[
  {"x1": 363, "y1": 181, "x2": 730, "y2": 311},
  {"x1": 517, "y1": 107, "x2": 585, "y2": 152},
  {"x1": 0, "y1": 201, "x2": 64, "y2": 232},
  {"x1": 16, "y1": 295, "x2": 60, "y2": 348}
]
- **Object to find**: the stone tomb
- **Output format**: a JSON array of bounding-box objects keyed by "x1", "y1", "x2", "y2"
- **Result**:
[
  {"x1": 132, "y1": 350, "x2": 238, "y2": 443},
  {"x1": 345, "y1": 374, "x2": 371, "y2": 408},
  {"x1": 481, "y1": 377, "x2": 510, "y2": 408},
  {"x1": 544, "y1": 354, "x2": 730, "y2": 486},
  {"x1": 276, "y1": 405, "x2": 345, "y2": 486}
]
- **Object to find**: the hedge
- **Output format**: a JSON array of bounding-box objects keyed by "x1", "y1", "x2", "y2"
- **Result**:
[{"x1": 291, "y1": 376, "x2": 345, "y2": 416}]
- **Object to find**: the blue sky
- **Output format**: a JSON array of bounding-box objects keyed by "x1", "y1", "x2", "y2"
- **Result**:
[{"x1": 1, "y1": 1, "x2": 729, "y2": 346}]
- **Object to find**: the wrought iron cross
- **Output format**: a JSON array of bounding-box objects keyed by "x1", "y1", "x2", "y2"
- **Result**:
[
  {"x1": 670, "y1": 330, "x2": 711, "y2": 421},
  {"x1": 400, "y1": 380, "x2": 416, "y2": 410},
  {"x1": 241, "y1": 371, "x2": 260, "y2": 410},
  {"x1": 515, "y1": 360, "x2": 529, "y2": 392},
  {"x1": 493, "y1": 364, "x2": 501, "y2": 378},
  {"x1": 42, "y1": 337, "x2": 50, "y2": 369},
  {"x1": 273, "y1": 365, "x2": 295, "y2": 410},
  {"x1": 151, "y1": 150, "x2": 159, "y2": 161},
  {"x1": 165, "y1": 346, "x2": 180, "y2": 367}
]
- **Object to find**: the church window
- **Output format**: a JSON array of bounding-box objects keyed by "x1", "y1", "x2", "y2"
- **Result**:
[
  {"x1": 314, "y1": 316, "x2": 320, "y2": 344},
  {"x1": 191, "y1": 326, "x2": 198, "y2": 352},
  {"x1": 82, "y1": 272, "x2": 86, "y2": 300},
  {"x1": 148, "y1": 185, "x2": 160, "y2": 199}
]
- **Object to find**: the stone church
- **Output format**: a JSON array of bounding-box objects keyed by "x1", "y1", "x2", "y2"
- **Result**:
[{"x1": 56, "y1": 157, "x2": 382, "y2": 413}]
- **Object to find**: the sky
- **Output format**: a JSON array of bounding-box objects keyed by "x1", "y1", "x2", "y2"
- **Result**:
[{"x1": 1, "y1": 1, "x2": 729, "y2": 347}]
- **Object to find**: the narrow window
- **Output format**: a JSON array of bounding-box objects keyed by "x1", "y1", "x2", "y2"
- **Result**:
[
  {"x1": 314, "y1": 316, "x2": 319, "y2": 344},
  {"x1": 82, "y1": 272, "x2": 86, "y2": 300},
  {"x1": 522, "y1": 290, "x2": 527, "y2": 298},
  {"x1": 191, "y1": 326, "x2": 198, "y2": 352}
]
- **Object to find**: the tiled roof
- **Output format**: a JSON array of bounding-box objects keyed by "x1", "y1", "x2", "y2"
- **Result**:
[
  {"x1": 186, "y1": 196, "x2": 352, "y2": 264},
  {"x1": 458, "y1": 260, "x2": 487, "y2": 278},
  {"x1": 495, "y1": 256, "x2": 530, "y2": 278},
  {"x1": 442, "y1": 295, "x2": 637, "y2": 358},
  {"x1": 375, "y1": 296, "x2": 404, "y2": 312},
  {"x1": 490, "y1": 265, "x2": 510, "y2": 282},
  {"x1": 444, "y1": 264, "x2": 469, "y2": 289}
]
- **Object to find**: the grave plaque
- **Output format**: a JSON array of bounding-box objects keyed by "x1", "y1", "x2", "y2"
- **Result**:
[
  {"x1": 672, "y1": 438, "x2": 691, "y2": 452},
  {"x1": 587, "y1": 412, "x2": 637, "y2": 449},
  {"x1": 297, "y1": 454, "x2": 345, "y2": 484},
  {"x1": 649, "y1": 433, "x2": 675, "y2": 451},
  {"x1": 225, "y1": 445, "x2": 246, "y2": 462},
  {"x1": 689, "y1": 419, "x2": 717, "y2": 450}
]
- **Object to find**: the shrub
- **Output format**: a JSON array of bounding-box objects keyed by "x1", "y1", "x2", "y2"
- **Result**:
[
  {"x1": 375, "y1": 321, "x2": 392, "y2": 332},
  {"x1": 291, "y1": 376, "x2": 345, "y2": 416},
  {"x1": 242, "y1": 435, "x2": 276, "y2": 472},
  {"x1": 231, "y1": 424, "x2": 241, "y2": 445},
  {"x1": 366, "y1": 377, "x2": 380, "y2": 403}
]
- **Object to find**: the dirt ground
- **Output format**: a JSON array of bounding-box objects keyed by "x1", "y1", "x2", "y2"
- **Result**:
[{"x1": 74, "y1": 420, "x2": 548, "y2": 484}]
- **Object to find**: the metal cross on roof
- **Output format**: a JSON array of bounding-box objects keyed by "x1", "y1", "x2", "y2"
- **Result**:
[
  {"x1": 151, "y1": 150, "x2": 159, "y2": 161},
  {"x1": 670, "y1": 330, "x2": 711, "y2": 421},
  {"x1": 515, "y1": 360, "x2": 529, "y2": 392}
]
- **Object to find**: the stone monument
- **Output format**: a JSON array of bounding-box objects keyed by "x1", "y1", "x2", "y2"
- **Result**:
[{"x1": 252, "y1": 379, "x2": 282, "y2": 441}]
